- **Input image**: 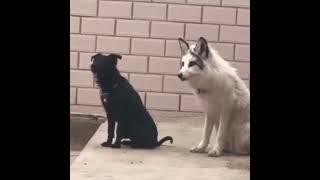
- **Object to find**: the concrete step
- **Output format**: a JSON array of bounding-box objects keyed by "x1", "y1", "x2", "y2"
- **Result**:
[
  {"x1": 70, "y1": 151, "x2": 81, "y2": 164},
  {"x1": 70, "y1": 111, "x2": 250, "y2": 180}
]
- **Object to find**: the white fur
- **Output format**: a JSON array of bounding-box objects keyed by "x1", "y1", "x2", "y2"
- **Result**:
[{"x1": 180, "y1": 44, "x2": 250, "y2": 157}]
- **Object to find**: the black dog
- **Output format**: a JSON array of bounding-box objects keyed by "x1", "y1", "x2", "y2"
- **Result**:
[{"x1": 90, "y1": 53, "x2": 173, "y2": 149}]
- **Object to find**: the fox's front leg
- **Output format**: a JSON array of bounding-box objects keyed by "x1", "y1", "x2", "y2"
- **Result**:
[
  {"x1": 208, "y1": 107, "x2": 230, "y2": 157},
  {"x1": 190, "y1": 112, "x2": 219, "y2": 153}
]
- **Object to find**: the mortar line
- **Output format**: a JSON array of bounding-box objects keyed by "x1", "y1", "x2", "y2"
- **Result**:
[
  {"x1": 131, "y1": 1, "x2": 134, "y2": 19},
  {"x1": 71, "y1": 33, "x2": 250, "y2": 44}
]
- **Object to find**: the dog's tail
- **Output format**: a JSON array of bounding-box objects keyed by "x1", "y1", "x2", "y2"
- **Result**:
[{"x1": 157, "y1": 136, "x2": 173, "y2": 146}]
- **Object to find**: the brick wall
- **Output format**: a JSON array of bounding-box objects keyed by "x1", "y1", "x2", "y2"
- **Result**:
[{"x1": 70, "y1": 0, "x2": 250, "y2": 114}]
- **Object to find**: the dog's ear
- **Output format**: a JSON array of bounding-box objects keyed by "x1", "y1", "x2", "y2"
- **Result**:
[
  {"x1": 194, "y1": 37, "x2": 209, "y2": 59},
  {"x1": 91, "y1": 53, "x2": 103, "y2": 62},
  {"x1": 108, "y1": 53, "x2": 122, "y2": 66},
  {"x1": 178, "y1": 38, "x2": 189, "y2": 56},
  {"x1": 109, "y1": 54, "x2": 122, "y2": 60}
]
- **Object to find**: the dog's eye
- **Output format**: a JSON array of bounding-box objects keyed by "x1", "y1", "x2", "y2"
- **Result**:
[
  {"x1": 181, "y1": 62, "x2": 184, "y2": 67},
  {"x1": 188, "y1": 61, "x2": 197, "y2": 67}
]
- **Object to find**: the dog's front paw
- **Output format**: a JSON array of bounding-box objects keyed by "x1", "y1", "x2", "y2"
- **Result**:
[
  {"x1": 110, "y1": 143, "x2": 121, "y2": 149},
  {"x1": 101, "y1": 140, "x2": 112, "y2": 147},
  {"x1": 190, "y1": 145, "x2": 207, "y2": 153},
  {"x1": 208, "y1": 146, "x2": 222, "y2": 157}
]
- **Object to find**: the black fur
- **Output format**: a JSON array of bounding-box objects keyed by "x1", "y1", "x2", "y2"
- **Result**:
[{"x1": 90, "y1": 53, "x2": 173, "y2": 149}]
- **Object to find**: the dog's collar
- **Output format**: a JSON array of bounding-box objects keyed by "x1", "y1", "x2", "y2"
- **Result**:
[
  {"x1": 100, "y1": 78, "x2": 121, "y2": 102},
  {"x1": 197, "y1": 89, "x2": 207, "y2": 94},
  {"x1": 100, "y1": 91, "x2": 112, "y2": 103}
]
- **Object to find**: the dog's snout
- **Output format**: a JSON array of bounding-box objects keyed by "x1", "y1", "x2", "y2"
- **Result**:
[{"x1": 177, "y1": 73, "x2": 186, "y2": 81}]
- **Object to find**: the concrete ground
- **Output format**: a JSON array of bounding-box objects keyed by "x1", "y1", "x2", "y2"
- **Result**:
[
  {"x1": 70, "y1": 116, "x2": 101, "y2": 164},
  {"x1": 70, "y1": 110, "x2": 250, "y2": 180},
  {"x1": 70, "y1": 150, "x2": 80, "y2": 164}
]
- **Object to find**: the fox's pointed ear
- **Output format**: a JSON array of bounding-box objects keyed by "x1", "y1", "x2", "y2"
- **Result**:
[
  {"x1": 178, "y1": 38, "x2": 189, "y2": 56},
  {"x1": 194, "y1": 37, "x2": 209, "y2": 59}
]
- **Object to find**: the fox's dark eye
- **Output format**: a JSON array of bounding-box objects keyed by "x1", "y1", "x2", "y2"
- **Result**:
[
  {"x1": 188, "y1": 61, "x2": 197, "y2": 67},
  {"x1": 181, "y1": 62, "x2": 184, "y2": 67}
]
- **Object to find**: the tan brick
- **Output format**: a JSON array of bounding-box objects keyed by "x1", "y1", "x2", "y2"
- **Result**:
[
  {"x1": 70, "y1": 0, "x2": 97, "y2": 16},
  {"x1": 138, "y1": 91, "x2": 146, "y2": 105},
  {"x1": 180, "y1": 94, "x2": 203, "y2": 112},
  {"x1": 81, "y1": 18, "x2": 115, "y2": 35},
  {"x1": 99, "y1": 1, "x2": 132, "y2": 18},
  {"x1": 164, "y1": 76, "x2": 193, "y2": 94},
  {"x1": 70, "y1": 34, "x2": 96, "y2": 52},
  {"x1": 79, "y1": 52, "x2": 95, "y2": 70},
  {"x1": 146, "y1": 93, "x2": 179, "y2": 111},
  {"x1": 70, "y1": 87, "x2": 76, "y2": 105},
  {"x1": 165, "y1": 40, "x2": 181, "y2": 57},
  {"x1": 237, "y1": 9, "x2": 250, "y2": 25},
  {"x1": 151, "y1": 21, "x2": 184, "y2": 39},
  {"x1": 244, "y1": 80, "x2": 250, "y2": 88},
  {"x1": 97, "y1": 36, "x2": 130, "y2": 54},
  {"x1": 130, "y1": 74, "x2": 162, "y2": 91},
  {"x1": 71, "y1": 105, "x2": 105, "y2": 115},
  {"x1": 185, "y1": 24, "x2": 219, "y2": 41},
  {"x1": 77, "y1": 88, "x2": 101, "y2": 106},
  {"x1": 187, "y1": 0, "x2": 220, "y2": 5},
  {"x1": 230, "y1": 62, "x2": 250, "y2": 79},
  {"x1": 210, "y1": 43, "x2": 234, "y2": 60},
  {"x1": 220, "y1": 25, "x2": 250, "y2": 43},
  {"x1": 168, "y1": 4, "x2": 201, "y2": 22},
  {"x1": 235, "y1": 44, "x2": 250, "y2": 61},
  {"x1": 118, "y1": 55, "x2": 148, "y2": 73},
  {"x1": 131, "y1": 38, "x2": 165, "y2": 56},
  {"x1": 70, "y1": 16, "x2": 80, "y2": 33},
  {"x1": 70, "y1": 52, "x2": 78, "y2": 69},
  {"x1": 153, "y1": 0, "x2": 185, "y2": 4},
  {"x1": 149, "y1": 57, "x2": 180, "y2": 75},
  {"x1": 222, "y1": 0, "x2": 250, "y2": 8},
  {"x1": 93, "y1": 81, "x2": 98, "y2": 89},
  {"x1": 203, "y1": 7, "x2": 236, "y2": 25},
  {"x1": 187, "y1": 41, "x2": 196, "y2": 46},
  {"x1": 133, "y1": 2, "x2": 166, "y2": 20},
  {"x1": 70, "y1": 70, "x2": 93, "y2": 87},
  {"x1": 117, "y1": 19, "x2": 149, "y2": 37}
]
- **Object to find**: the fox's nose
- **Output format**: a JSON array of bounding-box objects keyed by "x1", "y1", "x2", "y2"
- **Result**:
[{"x1": 177, "y1": 73, "x2": 186, "y2": 81}]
